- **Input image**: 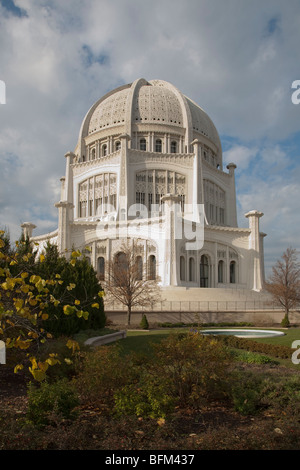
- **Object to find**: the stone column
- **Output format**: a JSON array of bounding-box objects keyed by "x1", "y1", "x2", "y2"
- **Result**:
[
  {"x1": 226, "y1": 163, "x2": 237, "y2": 227},
  {"x1": 118, "y1": 134, "x2": 131, "y2": 221},
  {"x1": 191, "y1": 139, "x2": 204, "y2": 222},
  {"x1": 245, "y1": 210, "x2": 264, "y2": 291},
  {"x1": 161, "y1": 194, "x2": 181, "y2": 286},
  {"x1": 21, "y1": 222, "x2": 36, "y2": 240},
  {"x1": 64, "y1": 151, "x2": 75, "y2": 217},
  {"x1": 54, "y1": 201, "x2": 74, "y2": 256}
]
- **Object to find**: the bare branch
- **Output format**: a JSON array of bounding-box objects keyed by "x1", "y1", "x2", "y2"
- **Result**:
[{"x1": 103, "y1": 240, "x2": 161, "y2": 325}]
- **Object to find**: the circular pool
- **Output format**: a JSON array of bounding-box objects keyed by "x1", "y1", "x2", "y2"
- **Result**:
[{"x1": 201, "y1": 329, "x2": 285, "y2": 339}]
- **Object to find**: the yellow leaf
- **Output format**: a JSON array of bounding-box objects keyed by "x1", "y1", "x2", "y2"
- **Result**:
[
  {"x1": 40, "y1": 254, "x2": 45, "y2": 262},
  {"x1": 46, "y1": 357, "x2": 60, "y2": 366},
  {"x1": 14, "y1": 364, "x2": 24, "y2": 374},
  {"x1": 71, "y1": 250, "x2": 81, "y2": 258},
  {"x1": 92, "y1": 303, "x2": 99, "y2": 309},
  {"x1": 75, "y1": 299, "x2": 80, "y2": 305},
  {"x1": 83, "y1": 311, "x2": 89, "y2": 320},
  {"x1": 21, "y1": 285, "x2": 30, "y2": 293},
  {"x1": 63, "y1": 305, "x2": 76, "y2": 316},
  {"x1": 157, "y1": 418, "x2": 165, "y2": 426},
  {"x1": 30, "y1": 368, "x2": 46, "y2": 382},
  {"x1": 64, "y1": 358, "x2": 73, "y2": 365},
  {"x1": 42, "y1": 313, "x2": 49, "y2": 320},
  {"x1": 67, "y1": 283, "x2": 76, "y2": 291},
  {"x1": 38, "y1": 361, "x2": 49, "y2": 372},
  {"x1": 66, "y1": 339, "x2": 80, "y2": 353}
]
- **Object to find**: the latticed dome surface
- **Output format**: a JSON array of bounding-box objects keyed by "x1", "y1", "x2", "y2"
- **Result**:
[{"x1": 82, "y1": 79, "x2": 221, "y2": 152}]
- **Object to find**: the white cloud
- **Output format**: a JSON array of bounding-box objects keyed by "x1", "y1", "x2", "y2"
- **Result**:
[
  {"x1": 0, "y1": 0, "x2": 299, "y2": 272},
  {"x1": 223, "y1": 145, "x2": 258, "y2": 170}
]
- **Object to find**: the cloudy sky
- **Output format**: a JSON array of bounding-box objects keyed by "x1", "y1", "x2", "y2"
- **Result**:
[{"x1": 0, "y1": 0, "x2": 300, "y2": 276}]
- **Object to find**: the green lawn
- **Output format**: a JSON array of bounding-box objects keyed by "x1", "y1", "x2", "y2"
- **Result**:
[
  {"x1": 117, "y1": 326, "x2": 300, "y2": 355},
  {"x1": 119, "y1": 328, "x2": 182, "y2": 356}
]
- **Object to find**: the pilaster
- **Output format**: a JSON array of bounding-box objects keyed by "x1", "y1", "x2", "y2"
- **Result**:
[
  {"x1": 191, "y1": 139, "x2": 204, "y2": 222},
  {"x1": 118, "y1": 134, "x2": 131, "y2": 220},
  {"x1": 161, "y1": 193, "x2": 181, "y2": 286},
  {"x1": 226, "y1": 163, "x2": 238, "y2": 227},
  {"x1": 245, "y1": 210, "x2": 264, "y2": 291},
  {"x1": 21, "y1": 222, "x2": 36, "y2": 239},
  {"x1": 54, "y1": 201, "x2": 74, "y2": 256}
]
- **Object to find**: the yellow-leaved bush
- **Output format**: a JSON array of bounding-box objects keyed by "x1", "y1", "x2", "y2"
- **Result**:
[{"x1": 0, "y1": 233, "x2": 105, "y2": 381}]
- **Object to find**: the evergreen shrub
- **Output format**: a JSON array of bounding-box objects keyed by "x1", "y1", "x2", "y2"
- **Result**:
[{"x1": 27, "y1": 379, "x2": 80, "y2": 426}]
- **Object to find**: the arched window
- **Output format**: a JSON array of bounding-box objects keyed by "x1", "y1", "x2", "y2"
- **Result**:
[
  {"x1": 148, "y1": 255, "x2": 156, "y2": 280},
  {"x1": 136, "y1": 256, "x2": 143, "y2": 280},
  {"x1": 155, "y1": 139, "x2": 162, "y2": 152},
  {"x1": 180, "y1": 256, "x2": 186, "y2": 281},
  {"x1": 114, "y1": 252, "x2": 128, "y2": 286},
  {"x1": 140, "y1": 138, "x2": 146, "y2": 151},
  {"x1": 171, "y1": 141, "x2": 177, "y2": 153},
  {"x1": 97, "y1": 257, "x2": 105, "y2": 281},
  {"x1": 218, "y1": 260, "x2": 224, "y2": 283},
  {"x1": 102, "y1": 144, "x2": 107, "y2": 156},
  {"x1": 200, "y1": 255, "x2": 209, "y2": 287},
  {"x1": 189, "y1": 257, "x2": 195, "y2": 282},
  {"x1": 115, "y1": 141, "x2": 121, "y2": 151},
  {"x1": 230, "y1": 261, "x2": 236, "y2": 284},
  {"x1": 91, "y1": 148, "x2": 96, "y2": 160}
]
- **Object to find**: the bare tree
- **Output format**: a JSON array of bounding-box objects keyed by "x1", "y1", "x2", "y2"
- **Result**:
[
  {"x1": 265, "y1": 247, "x2": 300, "y2": 326},
  {"x1": 103, "y1": 240, "x2": 161, "y2": 326}
]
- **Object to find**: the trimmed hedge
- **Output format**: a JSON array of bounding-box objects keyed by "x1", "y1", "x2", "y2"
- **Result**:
[{"x1": 213, "y1": 334, "x2": 292, "y2": 359}]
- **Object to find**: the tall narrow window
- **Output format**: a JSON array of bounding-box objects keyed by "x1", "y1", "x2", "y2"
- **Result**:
[
  {"x1": 180, "y1": 256, "x2": 186, "y2": 281},
  {"x1": 114, "y1": 252, "x2": 128, "y2": 286},
  {"x1": 115, "y1": 141, "x2": 121, "y2": 151},
  {"x1": 97, "y1": 257, "x2": 105, "y2": 281},
  {"x1": 155, "y1": 139, "x2": 162, "y2": 152},
  {"x1": 102, "y1": 144, "x2": 107, "y2": 156},
  {"x1": 171, "y1": 141, "x2": 177, "y2": 153},
  {"x1": 80, "y1": 201, "x2": 87, "y2": 218},
  {"x1": 200, "y1": 255, "x2": 209, "y2": 287},
  {"x1": 189, "y1": 257, "x2": 195, "y2": 282},
  {"x1": 148, "y1": 255, "x2": 156, "y2": 280},
  {"x1": 140, "y1": 138, "x2": 146, "y2": 151},
  {"x1": 230, "y1": 261, "x2": 236, "y2": 284},
  {"x1": 218, "y1": 260, "x2": 224, "y2": 283},
  {"x1": 91, "y1": 148, "x2": 96, "y2": 160},
  {"x1": 136, "y1": 256, "x2": 143, "y2": 280}
]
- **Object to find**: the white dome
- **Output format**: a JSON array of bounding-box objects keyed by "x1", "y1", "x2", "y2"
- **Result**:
[{"x1": 77, "y1": 79, "x2": 222, "y2": 157}]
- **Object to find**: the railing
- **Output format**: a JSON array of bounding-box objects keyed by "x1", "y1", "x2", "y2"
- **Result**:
[{"x1": 105, "y1": 299, "x2": 285, "y2": 312}]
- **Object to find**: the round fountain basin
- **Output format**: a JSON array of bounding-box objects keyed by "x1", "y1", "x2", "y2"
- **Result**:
[{"x1": 201, "y1": 329, "x2": 285, "y2": 339}]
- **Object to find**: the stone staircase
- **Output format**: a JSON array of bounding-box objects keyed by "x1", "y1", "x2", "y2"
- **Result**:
[{"x1": 159, "y1": 286, "x2": 273, "y2": 304}]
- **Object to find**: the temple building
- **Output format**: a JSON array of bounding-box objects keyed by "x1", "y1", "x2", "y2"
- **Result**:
[{"x1": 23, "y1": 78, "x2": 266, "y2": 296}]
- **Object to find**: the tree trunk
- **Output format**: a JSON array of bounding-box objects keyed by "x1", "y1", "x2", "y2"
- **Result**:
[{"x1": 127, "y1": 306, "x2": 131, "y2": 326}]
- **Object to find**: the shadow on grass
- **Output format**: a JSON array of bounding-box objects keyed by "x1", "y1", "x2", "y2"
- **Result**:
[{"x1": 118, "y1": 329, "x2": 181, "y2": 356}]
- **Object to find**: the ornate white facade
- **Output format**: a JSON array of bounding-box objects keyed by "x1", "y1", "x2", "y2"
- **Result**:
[{"x1": 26, "y1": 78, "x2": 266, "y2": 292}]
